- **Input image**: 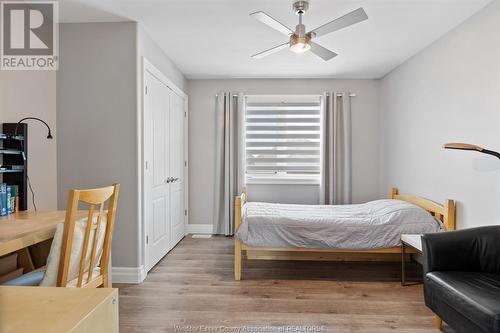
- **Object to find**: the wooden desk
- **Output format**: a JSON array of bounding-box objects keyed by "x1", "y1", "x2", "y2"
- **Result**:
[
  {"x1": 0, "y1": 211, "x2": 77, "y2": 257},
  {"x1": 0, "y1": 286, "x2": 118, "y2": 332},
  {"x1": 0, "y1": 211, "x2": 112, "y2": 283}
]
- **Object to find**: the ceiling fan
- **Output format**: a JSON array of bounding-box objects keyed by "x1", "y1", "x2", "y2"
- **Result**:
[{"x1": 250, "y1": 1, "x2": 368, "y2": 61}]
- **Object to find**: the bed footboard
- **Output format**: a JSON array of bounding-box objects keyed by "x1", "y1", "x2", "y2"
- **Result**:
[
  {"x1": 234, "y1": 188, "x2": 246, "y2": 281},
  {"x1": 234, "y1": 195, "x2": 242, "y2": 281}
]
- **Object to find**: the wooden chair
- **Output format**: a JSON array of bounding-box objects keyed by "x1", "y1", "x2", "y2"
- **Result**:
[
  {"x1": 57, "y1": 183, "x2": 120, "y2": 288},
  {"x1": 4, "y1": 184, "x2": 120, "y2": 288}
]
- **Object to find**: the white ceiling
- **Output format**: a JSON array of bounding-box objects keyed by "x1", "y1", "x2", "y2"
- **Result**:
[{"x1": 59, "y1": 0, "x2": 492, "y2": 79}]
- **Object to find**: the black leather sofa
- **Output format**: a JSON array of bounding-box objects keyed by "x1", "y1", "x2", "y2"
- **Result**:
[{"x1": 422, "y1": 226, "x2": 500, "y2": 333}]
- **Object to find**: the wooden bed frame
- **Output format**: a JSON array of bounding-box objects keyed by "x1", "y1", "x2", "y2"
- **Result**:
[{"x1": 234, "y1": 187, "x2": 455, "y2": 280}]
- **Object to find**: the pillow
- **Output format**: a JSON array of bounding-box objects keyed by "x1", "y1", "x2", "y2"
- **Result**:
[{"x1": 40, "y1": 212, "x2": 107, "y2": 287}]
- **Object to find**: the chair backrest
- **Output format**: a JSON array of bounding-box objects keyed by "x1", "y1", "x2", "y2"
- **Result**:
[{"x1": 57, "y1": 184, "x2": 120, "y2": 288}]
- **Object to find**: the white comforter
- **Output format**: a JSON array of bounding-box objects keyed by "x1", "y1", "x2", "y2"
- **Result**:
[{"x1": 235, "y1": 199, "x2": 443, "y2": 249}]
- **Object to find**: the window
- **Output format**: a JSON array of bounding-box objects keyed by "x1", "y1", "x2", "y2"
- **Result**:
[{"x1": 244, "y1": 96, "x2": 321, "y2": 184}]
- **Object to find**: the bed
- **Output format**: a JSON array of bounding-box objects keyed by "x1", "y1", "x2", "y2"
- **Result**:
[{"x1": 234, "y1": 188, "x2": 455, "y2": 280}]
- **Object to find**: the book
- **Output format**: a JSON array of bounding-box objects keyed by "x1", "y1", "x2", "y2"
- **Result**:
[
  {"x1": 0, "y1": 183, "x2": 6, "y2": 216},
  {"x1": 10, "y1": 185, "x2": 17, "y2": 213},
  {"x1": 6, "y1": 186, "x2": 11, "y2": 214}
]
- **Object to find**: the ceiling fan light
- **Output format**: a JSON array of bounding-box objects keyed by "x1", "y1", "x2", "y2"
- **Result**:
[
  {"x1": 290, "y1": 41, "x2": 310, "y2": 53},
  {"x1": 289, "y1": 34, "x2": 311, "y2": 53}
]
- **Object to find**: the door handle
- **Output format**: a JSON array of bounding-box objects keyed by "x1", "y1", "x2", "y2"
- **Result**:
[{"x1": 165, "y1": 177, "x2": 180, "y2": 184}]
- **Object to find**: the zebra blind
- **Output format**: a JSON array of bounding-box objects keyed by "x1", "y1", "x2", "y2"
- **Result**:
[{"x1": 245, "y1": 101, "x2": 321, "y2": 184}]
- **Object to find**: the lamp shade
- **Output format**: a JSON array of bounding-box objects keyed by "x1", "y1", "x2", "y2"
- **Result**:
[{"x1": 444, "y1": 142, "x2": 500, "y2": 159}]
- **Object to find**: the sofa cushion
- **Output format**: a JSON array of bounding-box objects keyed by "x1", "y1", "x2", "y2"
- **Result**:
[{"x1": 425, "y1": 271, "x2": 500, "y2": 333}]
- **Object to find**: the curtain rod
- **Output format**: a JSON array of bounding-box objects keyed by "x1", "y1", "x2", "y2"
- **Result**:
[{"x1": 215, "y1": 93, "x2": 357, "y2": 97}]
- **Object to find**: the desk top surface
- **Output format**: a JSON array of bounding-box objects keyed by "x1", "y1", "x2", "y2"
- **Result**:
[
  {"x1": 0, "y1": 211, "x2": 67, "y2": 243},
  {"x1": 0, "y1": 286, "x2": 118, "y2": 333},
  {"x1": 401, "y1": 234, "x2": 423, "y2": 252}
]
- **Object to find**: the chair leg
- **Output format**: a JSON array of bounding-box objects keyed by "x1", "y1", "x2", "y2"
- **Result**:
[
  {"x1": 435, "y1": 315, "x2": 442, "y2": 330},
  {"x1": 234, "y1": 239, "x2": 242, "y2": 281}
]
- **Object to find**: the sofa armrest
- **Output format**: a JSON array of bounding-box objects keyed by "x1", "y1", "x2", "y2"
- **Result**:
[{"x1": 422, "y1": 226, "x2": 500, "y2": 274}]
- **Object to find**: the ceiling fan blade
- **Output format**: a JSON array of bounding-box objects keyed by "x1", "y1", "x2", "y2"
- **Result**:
[
  {"x1": 309, "y1": 7, "x2": 368, "y2": 38},
  {"x1": 250, "y1": 11, "x2": 293, "y2": 36},
  {"x1": 310, "y1": 42, "x2": 338, "y2": 61},
  {"x1": 251, "y1": 42, "x2": 289, "y2": 59}
]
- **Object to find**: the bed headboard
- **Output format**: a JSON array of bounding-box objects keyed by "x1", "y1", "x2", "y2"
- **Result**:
[{"x1": 390, "y1": 188, "x2": 456, "y2": 231}]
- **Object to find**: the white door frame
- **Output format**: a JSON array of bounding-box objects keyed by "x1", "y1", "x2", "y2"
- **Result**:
[{"x1": 140, "y1": 57, "x2": 189, "y2": 277}]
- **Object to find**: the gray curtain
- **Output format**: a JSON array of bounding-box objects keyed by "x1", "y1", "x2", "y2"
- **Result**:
[
  {"x1": 213, "y1": 92, "x2": 244, "y2": 235},
  {"x1": 321, "y1": 92, "x2": 352, "y2": 205}
]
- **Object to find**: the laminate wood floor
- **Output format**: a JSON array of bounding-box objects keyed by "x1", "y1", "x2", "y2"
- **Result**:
[{"x1": 117, "y1": 235, "x2": 455, "y2": 333}]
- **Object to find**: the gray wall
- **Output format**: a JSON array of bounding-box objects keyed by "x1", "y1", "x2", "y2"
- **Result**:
[
  {"x1": 187, "y1": 79, "x2": 381, "y2": 226},
  {"x1": 0, "y1": 71, "x2": 57, "y2": 210},
  {"x1": 380, "y1": 0, "x2": 500, "y2": 229},
  {"x1": 57, "y1": 22, "x2": 139, "y2": 267},
  {"x1": 137, "y1": 26, "x2": 187, "y2": 92},
  {"x1": 57, "y1": 22, "x2": 187, "y2": 269}
]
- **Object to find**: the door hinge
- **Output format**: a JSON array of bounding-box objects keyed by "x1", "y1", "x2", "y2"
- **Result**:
[
  {"x1": 184, "y1": 160, "x2": 187, "y2": 167},
  {"x1": 146, "y1": 235, "x2": 149, "y2": 244},
  {"x1": 145, "y1": 161, "x2": 149, "y2": 170},
  {"x1": 184, "y1": 210, "x2": 187, "y2": 216},
  {"x1": 145, "y1": 85, "x2": 148, "y2": 95},
  {"x1": 184, "y1": 111, "x2": 187, "y2": 118}
]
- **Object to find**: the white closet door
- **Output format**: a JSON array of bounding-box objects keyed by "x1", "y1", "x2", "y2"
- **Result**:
[
  {"x1": 169, "y1": 91, "x2": 185, "y2": 248},
  {"x1": 144, "y1": 71, "x2": 171, "y2": 272}
]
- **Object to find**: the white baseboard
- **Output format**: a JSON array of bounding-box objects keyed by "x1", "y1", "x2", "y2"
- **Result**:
[
  {"x1": 186, "y1": 224, "x2": 213, "y2": 234},
  {"x1": 112, "y1": 266, "x2": 147, "y2": 284}
]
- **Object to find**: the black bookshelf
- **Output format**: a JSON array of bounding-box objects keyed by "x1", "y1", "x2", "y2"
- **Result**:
[{"x1": 1, "y1": 123, "x2": 28, "y2": 211}]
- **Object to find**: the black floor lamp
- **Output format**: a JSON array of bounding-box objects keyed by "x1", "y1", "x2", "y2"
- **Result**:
[{"x1": 443, "y1": 143, "x2": 500, "y2": 160}]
